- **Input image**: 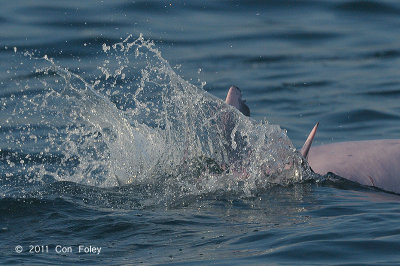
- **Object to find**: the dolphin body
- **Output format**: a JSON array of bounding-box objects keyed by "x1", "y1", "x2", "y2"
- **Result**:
[
  {"x1": 225, "y1": 86, "x2": 400, "y2": 194},
  {"x1": 307, "y1": 137, "x2": 400, "y2": 194}
]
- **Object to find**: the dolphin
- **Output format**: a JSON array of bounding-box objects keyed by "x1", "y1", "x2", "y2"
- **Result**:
[
  {"x1": 225, "y1": 86, "x2": 400, "y2": 194},
  {"x1": 305, "y1": 124, "x2": 400, "y2": 194}
]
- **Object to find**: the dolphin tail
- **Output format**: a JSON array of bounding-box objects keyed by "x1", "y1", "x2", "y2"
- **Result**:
[{"x1": 300, "y1": 122, "x2": 319, "y2": 159}]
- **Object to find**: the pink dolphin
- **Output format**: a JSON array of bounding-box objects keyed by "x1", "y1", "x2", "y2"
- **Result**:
[
  {"x1": 304, "y1": 123, "x2": 400, "y2": 194},
  {"x1": 225, "y1": 86, "x2": 400, "y2": 194}
]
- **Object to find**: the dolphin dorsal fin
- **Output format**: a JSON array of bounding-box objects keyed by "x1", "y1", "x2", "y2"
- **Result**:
[
  {"x1": 300, "y1": 122, "x2": 319, "y2": 159},
  {"x1": 225, "y1": 86, "x2": 250, "y2": 117}
]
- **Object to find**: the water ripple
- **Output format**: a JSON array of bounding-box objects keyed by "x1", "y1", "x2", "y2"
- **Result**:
[
  {"x1": 324, "y1": 109, "x2": 399, "y2": 124},
  {"x1": 38, "y1": 20, "x2": 127, "y2": 29},
  {"x1": 335, "y1": 0, "x2": 400, "y2": 15},
  {"x1": 364, "y1": 89, "x2": 400, "y2": 97}
]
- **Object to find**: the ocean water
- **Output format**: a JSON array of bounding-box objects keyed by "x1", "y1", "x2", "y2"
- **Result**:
[{"x1": 1, "y1": 0, "x2": 400, "y2": 265}]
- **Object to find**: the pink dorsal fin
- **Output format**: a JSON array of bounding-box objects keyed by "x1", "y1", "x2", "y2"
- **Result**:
[
  {"x1": 225, "y1": 86, "x2": 250, "y2": 117},
  {"x1": 300, "y1": 122, "x2": 319, "y2": 159}
]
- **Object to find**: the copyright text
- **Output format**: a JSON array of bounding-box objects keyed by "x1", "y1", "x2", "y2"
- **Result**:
[{"x1": 14, "y1": 245, "x2": 102, "y2": 255}]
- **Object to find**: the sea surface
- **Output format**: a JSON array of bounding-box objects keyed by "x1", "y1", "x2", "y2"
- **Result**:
[{"x1": 1, "y1": 0, "x2": 400, "y2": 265}]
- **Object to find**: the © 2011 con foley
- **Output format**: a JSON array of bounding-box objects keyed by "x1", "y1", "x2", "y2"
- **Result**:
[{"x1": 15, "y1": 245, "x2": 102, "y2": 255}]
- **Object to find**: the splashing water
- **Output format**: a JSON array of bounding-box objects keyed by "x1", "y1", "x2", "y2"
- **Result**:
[{"x1": 2, "y1": 34, "x2": 314, "y2": 202}]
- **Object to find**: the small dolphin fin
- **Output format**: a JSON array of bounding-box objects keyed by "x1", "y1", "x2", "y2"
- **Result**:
[
  {"x1": 300, "y1": 122, "x2": 319, "y2": 159},
  {"x1": 225, "y1": 86, "x2": 250, "y2": 117},
  {"x1": 225, "y1": 86, "x2": 241, "y2": 107}
]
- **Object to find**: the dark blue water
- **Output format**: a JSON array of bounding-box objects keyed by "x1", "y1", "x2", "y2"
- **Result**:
[{"x1": 1, "y1": 0, "x2": 400, "y2": 264}]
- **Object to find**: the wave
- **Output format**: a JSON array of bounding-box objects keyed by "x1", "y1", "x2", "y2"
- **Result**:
[
  {"x1": 1, "y1": 35, "x2": 314, "y2": 204},
  {"x1": 335, "y1": 1, "x2": 400, "y2": 15}
]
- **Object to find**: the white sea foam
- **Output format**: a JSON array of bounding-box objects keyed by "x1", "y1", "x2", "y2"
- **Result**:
[{"x1": 6, "y1": 34, "x2": 313, "y2": 199}]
